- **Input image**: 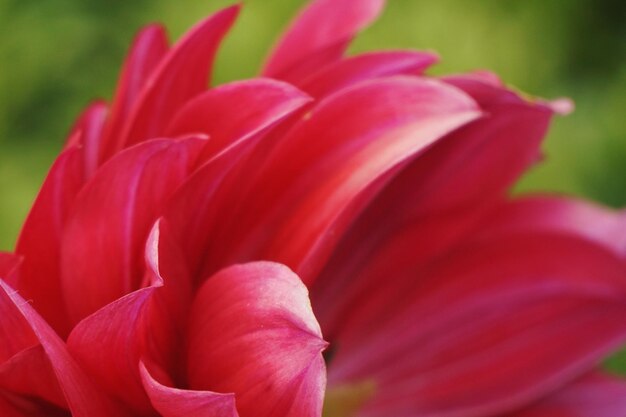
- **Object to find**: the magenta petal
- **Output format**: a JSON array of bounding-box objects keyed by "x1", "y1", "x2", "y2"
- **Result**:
[
  {"x1": 263, "y1": 0, "x2": 385, "y2": 83},
  {"x1": 326, "y1": 232, "x2": 626, "y2": 417},
  {"x1": 300, "y1": 50, "x2": 438, "y2": 97},
  {"x1": 15, "y1": 147, "x2": 83, "y2": 337},
  {"x1": 0, "y1": 252, "x2": 20, "y2": 287},
  {"x1": 118, "y1": 6, "x2": 239, "y2": 149},
  {"x1": 64, "y1": 101, "x2": 108, "y2": 178},
  {"x1": 0, "y1": 345, "x2": 66, "y2": 408},
  {"x1": 0, "y1": 280, "x2": 130, "y2": 417},
  {"x1": 60, "y1": 137, "x2": 205, "y2": 324},
  {"x1": 187, "y1": 262, "x2": 327, "y2": 417},
  {"x1": 166, "y1": 78, "x2": 312, "y2": 160},
  {"x1": 220, "y1": 77, "x2": 479, "y2": 282},
  {"x1": 511, "y1": 372, "x2": 626, "y2": 417},
  {"x1": 99, "y1": 24, "x2": 169, "y2": 163},
  {"x1": 140, "y1": 362, "x2": 238, "y2": 417}
]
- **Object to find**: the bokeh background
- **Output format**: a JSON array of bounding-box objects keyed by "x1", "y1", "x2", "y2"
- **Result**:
[{"x1": 0, "y1": 0, "x2": 625, "y2": 367}]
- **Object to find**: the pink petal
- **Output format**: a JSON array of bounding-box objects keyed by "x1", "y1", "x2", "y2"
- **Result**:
[
  {"x1": 510, "y1": 372, "x2": 626, "y2": 417},
  {"x1": 0, "y1": 280, "x2": 131, "y2": 417},
  {"x1": 166, "y1": 78, "x2": 312, "y2": 160},
  {"x1": 140, "y1": 362, "x2": 238, "y2": 417},
  {"x1": 60, "y1": 137, "x2": 205, "y2": 325},
  {"x1": 324, "y1": 232, "x2": 626, "y2": 417},
  {"x1": 263, "y1": 0, "x2": 385, "y2": 83},
  {"x1": 477, "y1": 195, "x2": 626, "y2": 256},
  {"x1": 67, "y1": 218, "x2": 196, "y2": 414},
  {"x1": 312, "y1": 76, "x2": 558, "y2": 326},
  {"x1": 187, "y1": 262, "x2": 327, "y2": 417},
  {"x1": 67, "y1": 101, "x2": 108, "y2": 178},
  {"x1": 99, "y1": 25, "x2": 169, "y2": 163},
  {"x1": 118, "y1": 6, "x2": 239, "y2": 149},
  {"x1": 299, "y1": 50, "x2": 438, "y2": 97},
  {"x1": 15, "y1": 147, "x2": 83, "y2": 337},
  {"x1": 213, "y1": 77, "x2": 479, "y2": 283},
  {"x1": 0, "y1": 345, "x2": 66, "y2": 408}
]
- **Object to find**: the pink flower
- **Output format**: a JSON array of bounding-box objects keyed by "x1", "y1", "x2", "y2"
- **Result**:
[{"x1": 1, "y1": 0, "x2": 625, "y2": 416}]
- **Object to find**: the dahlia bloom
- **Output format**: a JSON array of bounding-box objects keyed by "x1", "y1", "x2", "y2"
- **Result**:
[{"x1": 1, "y1": 0, "x2": 626, "y2": 416}]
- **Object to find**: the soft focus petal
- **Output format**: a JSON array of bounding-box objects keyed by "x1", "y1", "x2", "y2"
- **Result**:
[
  {"x1": 65, "y1": 101, "x2": 108, "y2": 178},
  {"x1": 187, "y1": 262, "x2": 326, "y2": 417},
  {"x1": 324, "y1": 231, "x2": 626, "y2": 416},
  {"x1": 213, "y1": 77, "x2": 479, "y2": 282},
  {"x1": 263, "y1": 0, "x2": 385, "y2": 83},
  {"x1": 0, "y1": 252, "x2": 20, "y2": 287},
  {"x1": 99, "y1": 25, "x2": 169, "y2": 163},
  {"x1": 300, "y1": 50, "x2": 438, "y2": 97},
  {"x1": 0, "y1": 280, "x2": 130, "y2": 417},
  {"x1": 15, "y1": 147, "x2": 83, "y2": 336},
  {"x1": 61, "y1": 137, "x2": 205, "y2": 324},
  {"x1": 140, "y1": 362, "x2": 238, "y2": 417},
  {"x1": 509, "y1": 372, "x2": 626, "y2": 417},
  {"x1": 118, "y1": 6, "x2": 239, "y2": 149},
  {"x1": 166, "y1": 78, "x2": 312, "y2": 160}
]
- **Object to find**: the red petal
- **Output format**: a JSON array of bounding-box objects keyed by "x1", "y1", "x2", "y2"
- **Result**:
[
  {"x1": 140, "y1": 362, "x2": 238, "y2": 417},
  {"x1": 118, "y1": 6, "x2": 239, "y2": 149},
  {"x1": 60, "y1": 137, "x2": 205, "y2": 325},
  {"x1": 510, "y1": 372, "x2": 626, "y2": 417},
  {"x1": 0, "y1": 280, "x2": 131, "y2": 417},
  {"x1": 263, "y1": 0, "x2": 385, "y2": 83},
  {"x1": 215, "y1": 77, "x2": 479, "y2": 283},
  {"x1": 15, "y1": 147, "x2": 83, "y2": 337},
  {"x1": 187, "y1": 262, "x2": 327, "y2": 417},
  {"x1": 166, "y1": 78, "x2": 312, "y2": 160},
  {"x1": 300, "y1": 50, "x2": 438, "y2": 97},
  {"x1": 0, "y1": 345, "x2": 66, "y2": 408},
  {"x1": 324, "y1": 233, "x2": 626, "y2": 417},
  {"x1": 99, "y1": 25, "x2": 169, "y2": 163}
]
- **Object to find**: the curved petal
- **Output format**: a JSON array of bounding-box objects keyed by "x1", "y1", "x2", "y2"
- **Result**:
[
  {"x1": 187, "y1": 262, "x2": 327, "y2": 417},
  {"x1": 65, "y1": 101, "x2": 108, "y2": 178},
  {"x1": 166, "y1": 78, "x2": 312, "y2": 160},
  {"x1": 0, "y1": 345, "x2": 65, "y2": 408},
  {"x1": 263, "y1": 0, "x2": 385, "y2": 83},
  {"x1": 99, "y1": 25, "x2": 169, "y2": 163},
  {"x1": 15, "y1": 147, "x2": 83, "y2": 337},
  {"x1": 509, "y1": 372, "x2": 626, "y2": 417},
  {"x1": 61, "y1": 137, "x2": 205, "y2": 325},
  {"x1": 323, "y1": 232, "x2": 626, "y2": 417},
  {"x1": 140, "y1": 362, "x2": 238, "y2": 417},
  {"x1": 477, "y1": 195, "x2": 626, "y2": 256},
  {"x1": 213, "y1": 77, "x2": 480, "y2": 283},
  {"x1": 118, "y1": 6, "x2": 239, "y2": 149},
  {"x1": 0, "y1": 280, "x2": 131, "y2": 417},
  {"x1": 0, "y1": 252, "x2": 20, "y2": 286},
  {"x1": 300, "y1": 50, "x2": 438, "y2": 97}
]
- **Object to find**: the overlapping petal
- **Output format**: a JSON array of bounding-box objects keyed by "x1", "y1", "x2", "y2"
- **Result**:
[
  {"x1": 187, "y1": 262, "x2": 327, "y2": 417},
  {"x1": 263, "y1": 0, "x2": 385, "y2": 83}
]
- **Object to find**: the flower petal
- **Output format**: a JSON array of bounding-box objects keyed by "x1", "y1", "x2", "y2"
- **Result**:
[
  {"x1": 118, "y1": 6, "x2": 239, "y2": 149},
  {"x1": 187, "y1": 262, "x2": 327, "y2": 417},
  {"x1": 300, "y1": 50, "x2": 438, "y2": 97},
  {"x1": 65, "y1": 101, "x2": 108, "y2": 178},
  {"x1": 0, "y1": 252, "x2": 20, "y2": 287},
  {"x1": 166, "y1": 78, "x2": 312, "y2": 160},
  {"x1": 0, "y1": 345, "x2": 66, "y2": 408},
  {"x1": 60, "y1": 137, "x2": 205, "y2": 325},
  {"x1": 324, "y1": 229, "x2": 626, "y2": 416},
  {"x1": 99, "y1": 25, "x2": 169, "y2": 163},
  {"x1": 0, "y1": 280, "x2": 130, "y2": 417},
  {"x1": 510, "y1": 372, "x2": 626, "y2": 417},
  {"x1": 140, "y1": 362, "x2": 238, "y2": 417},
  {"x1": 213, "y1": 77, "x2": 480, "y2": 283},
  {"x1": 15, "y1": 147, "x2": 83, "y2": 337},
  {"x1": 263, "y1": 0, "x2": 385, "y2": 83}
]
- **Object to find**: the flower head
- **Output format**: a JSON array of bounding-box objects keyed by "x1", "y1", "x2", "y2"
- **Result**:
[{"x1": 1, "y1": 1, "x2": 625, "y2": 416}]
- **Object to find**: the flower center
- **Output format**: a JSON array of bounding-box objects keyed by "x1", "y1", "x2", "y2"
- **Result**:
[{"x1": 322, "y1": 380, "x2": 376, "y2": 417}]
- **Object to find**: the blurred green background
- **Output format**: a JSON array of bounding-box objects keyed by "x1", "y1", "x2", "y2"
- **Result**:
[{"x1": 0, "y1": 0, "x2": 624, "y2": 371}]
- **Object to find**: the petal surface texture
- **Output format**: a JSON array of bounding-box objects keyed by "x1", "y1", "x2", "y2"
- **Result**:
[{"x1": 188, "y1": 262, "x2": 327, "y2": 417}]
